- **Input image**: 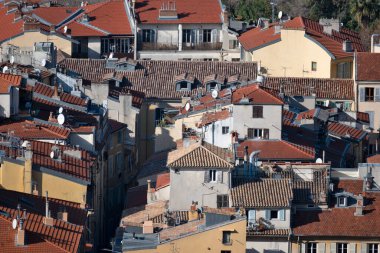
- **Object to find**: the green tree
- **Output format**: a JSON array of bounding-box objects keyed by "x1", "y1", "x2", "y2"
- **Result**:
[
  {"x1": 349, "y1": 0, "x2": 380, "y2": 29},
  {"x1": 234, "y1": 0, "x2": 272, "y2": 22}
]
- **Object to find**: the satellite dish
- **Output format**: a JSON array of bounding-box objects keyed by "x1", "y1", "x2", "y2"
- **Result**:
[
  {"x1": 63, "y1": 25, "x2": 68, "y2": 34},
  {"x1": 41, "y1": 59, "x2": 46, "y2": 67},
  {"x1": 325, "y1": 100, "x2": 330, "y2": 107},
  {"x1": 50, "y1": 151, "x2": 55, "y2": 159},
  {"x1": 211, "y1": 89, "x2": 219, "y2": 99},
  {"x1": 278, "y1": 11, "x2": 283, "y2": 19},
  {"x1": 58, "y1": 107, "x2": 63, "y2": 114},
  {"x1": 185, "y1": 102, "x2": 191, "y2": 112},
  {"x1": 21, "y1": 140, "x2": 30, "y2": 148},
  {"x1": 81, "y1": 1, "x2": 84, "y2": 7},
  {"x1": 109, "y1": 52, "x2": 114, "y2": 59},
  {"x1": 12, "y1": 219, "x2": 17, "y2": 230},
  {"x1": 2, "y1": 66, "x2": 8, "y2": 73},
  {"x1": 10, "y1": 55, "x2": 15, "y2": 64},
  {"x1": 57, "y1": 113, "x2": 65, "y2": 125},
  {"x1": 316, "y1": 158, "x2": 323, "y2": 164}
]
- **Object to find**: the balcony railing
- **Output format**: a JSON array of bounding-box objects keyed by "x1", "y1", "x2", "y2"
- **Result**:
[
  {"x1": 139, "y1": 42, "x2": 178, "y2": 51},
  {"x1": 138, "y1": 42, "x2": 223, "y2": 51},
  {"x1": 183, "y1": 42, "x2": 222, "y2": 51}
]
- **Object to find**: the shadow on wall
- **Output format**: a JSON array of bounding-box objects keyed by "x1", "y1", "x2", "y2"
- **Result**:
[
  {"x1": 0, "y1": 105, "x2": 5, "y2": 118},
  {"x1": 154, "y1": 125, "x2": 176, "y2": 155}
]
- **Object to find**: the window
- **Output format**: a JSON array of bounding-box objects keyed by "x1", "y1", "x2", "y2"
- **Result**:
[
  {"x1": 222, "y1": 231, "x2": 231, "y2": 244},
  {"x1": 142, "y1": 29, "x2": 155, "y2": 43},
  {"x1": 247, "y1": 128, "x2": 269, "y2": 139},
  {"x1": 217, "y1": 194, "x2": 229, "y2": 208},
  {"x1": 307, "y1": 243, "x2": 317, "y2": 253},
  {"x1": 179, "y1": 81, "x2": 188, "y2": 90},
  {"x1": 337, "y1": 243, "x2": 348, "y2": 253},
  {"x1": 221, "y1": 251, "x2": 231, "y2": 253},
  {"x1": 209, "y1": 170, "x2": 217, "y2": 182},
  {"x1": 229, "y1": 39, "x2": 239, "y2": 49},
  {"x1": 117, "y1": 131, "x2": 122, "y2": 144},
  {"x1": 270, "y1": 210, "x2": 278, "y2": 219},
  {"x1": 365, "y1": 88, "x2": 374, "y2": 102},
  {"x1": 222, "y1": 126, "x2": 229, "y2": 134},
  {"x1": 252, "y1": 106, "x2": 263, "y2": 118},
  {"x1": 369, "y1": 244, "x2": 379, "y2": 253},
  {"x1": 338, "y1": 196, "x2": 347, "y2": 207},
  {"x1": 231, "y1": 58, "x2": 240, "y2": 62},
  {"x1": 101, "y1": 38, "x2": 131, "y2": 55},
  {"x1": 337, "y1": 62, "x2": 351, "y2": 78},
  {"x1": 311, "y1": 61, "x2": 317, "y2": 71},
  {"x1": 203, "y1": 29, "x2": 212, "y2": 43},
  {"x1": 182, "y1": 29, "x2": 194, "y2": 43}
]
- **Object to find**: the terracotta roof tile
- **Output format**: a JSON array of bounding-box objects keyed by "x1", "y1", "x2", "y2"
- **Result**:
[
  {"x1": 155, "y1": 172, "x2": 170, "y2": 190},
  {"x1": 199, "y1": 109, "x2": 231, "y2": 127},
  {"x1": 167, "y1": 141, "x2": 233, "y2": 168},
  {"x1": 262, "y1": 76, "x2": 354, "y2": 100},
  {"x1": 328, "y1": 122, "x2": 367, "y2": 142},
  {"x1": 232, "y1": 84, "x2": 284, "y2": 105},
  {"x1": 356, "y1": 111, "x2": 370, "y2": 123},
  {"x1": 31, "y1": 6, "x2": 77, "y2": 25},
  {"x1": 0, "y1": 189, "x2": 86, "y2": 253},
  {"x1": 367, "y1": 154, "x2": 380, "y2": 163},
  {"x1": 135, "y1": 0, "x2": 222, "y2": 24},
  {"x1": 33, "y1": 82, "x2": 87, "y2": 106},
  {"x1": 0, "y1": 3, "x2": 24, "y2": 43},
  {"x1": 236, "y1": 140, "x2": 315, "y2": 161},
  {"x1": 0, "y1": 73, "x2": 22, "y2": 93},
  {"x1": 356, "y1": 52, "x2": 380, "y2": 81},
  {"x1": 230, "y1": 179, "x2": 293, "y2": 208},
  {"x1": 335, "y1": 179, "x2": 364, "y2": 195},
  {"x1": 247, "y1": 228, "x2": 290, "y2": 236}
]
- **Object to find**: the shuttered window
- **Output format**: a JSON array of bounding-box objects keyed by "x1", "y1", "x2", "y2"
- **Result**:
[
  {"x1": 337, "y1": 243, "x2": 348, "y2": 253},
  {"x1": 252, "y1": 106, "x2": 263, "y2": 118},
  {"x1": 203, "y1": 29, "x2": 212, "y2": 43},
  {"x1": 217, "y1": 194, "x2": 229, "y2": 208},
  {"x1": 307, "y1": 243, "x2": 317, "y2": 253}
]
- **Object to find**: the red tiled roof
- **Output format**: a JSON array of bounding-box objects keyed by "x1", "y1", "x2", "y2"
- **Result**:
[
  {"x1": 60, "y1": 0, "x2": 132, "y2": 36},
  {"x1": 262, "y1": 77, "x2": 355, "y2": 100},
  {"x1": 367, "y1": 154, "x2": 380, "y2": 163},
  {"x1": 236, "y1": 139, "x2": 315, "y2": 161},
  {"x1": 108, "y1": 119, "x2": 127, "y2": 133},
  {"x1": 239, "y1": 16, "x2": 364, "y2": 59},
  {"x1": 0, "y1": 3, "x2": 24, "y2": 43},
  {"x1": 328, "y1": 122, "x2": 367, "y2": 142},
  {"x1": 356, "y1": 52, "x2": 380, "y2": 81},
  {"x1": 356, "y1": 111, "x2": 370, "y2": 123},
  {"x1": 296, "y1": 109, "x2": 316, "y2": 120},
  {"x1": 33, "y1": 82, "x2": 87, "y2": 106},
  {"x1": 0, "y1": 189, "x2": 86, "y2": 253},
  {"x1": 32, "y1": 6, "x2": 78, "y2": 25},
  {"x1": 231, "y1": 84, "x2": 284, "y2": 105},
  {"x1": 135, "y1": 0, "x2": 222, "y2": 24},
  {"x1": 0, "y1": 73, "x2": 22, "y2": 93},
  {"x1": 155, "y1": 172, "x2": 170, "y2": 190},
  {"x1": 0, "y1": 120, "x2": 70, "y2": 140},
  {"x1": 199, "y1": 109, "x2": 231, "y2": 127},
  {"x1": 335, "y1": 179, "x2": 364, "y2": 195},
  {"x1": 293, "y1": 181, "x2": 380, "y2": 238}
]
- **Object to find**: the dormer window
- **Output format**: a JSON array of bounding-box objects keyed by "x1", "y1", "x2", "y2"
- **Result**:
[
  {"x1": 179, "y1": 81, "x2": 188, "y2": 90},
  {"x1": 338, "y1": 196, "x2": 347, "y2": 207},
  {"x1": 209, "y1": 82, "x2": 217, "y2": 91}
]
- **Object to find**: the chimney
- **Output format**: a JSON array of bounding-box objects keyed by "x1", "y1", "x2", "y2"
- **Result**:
[
  {"x1": 53, "y1": 83, "x2": 60, "y2": 100},
  {"x1": 24, "y1": 145, "x2": 33, "y2": 194},
  {"x1": 32, "y1": 184, "x2": 38, "y2": 196},
  {"x1": 43, "y1": 191, "x2": 54, "y2": 226},
  {"x1": 354, "y1": 194, "x2": 364, "y2": 216},
  {"x1": 343, "y1": 40, "x2": 353, "y2": 52},
  {"x1": 364, "y1": 167, "x2": 374, "y2": 190},
  {"x1": 146, "y1": 180, "x2": 155, "y2": 204},
  {"x1": 223, "y1": 10, "x2": 229, "y2": 27},
  {"x1": 319, "y1": 18, "x2": 340, "y2": 35},
  {"x1": 142, "y1": 220, "x2": 154, "y2": 234},
  {"x1": 16, "y1": 205, "x2": 27, "y2": 246},
  {"x1": 57, "y1": 208, "x2": 68, "y2": 222}
]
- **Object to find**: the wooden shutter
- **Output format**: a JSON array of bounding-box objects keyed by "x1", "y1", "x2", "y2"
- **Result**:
[
  {"x1": 264, "y1": 129, "x2": 269, "y2": 139},
  {"x1": 248, "y1": 210, "x2": 256, "y2": 222},
  {"x1": 301, "y1": 243, "x2": 306, "y2": 253},
  {"x1": 331, "y1": 243, "x2": 337, "y2": 253},
  {"x1": 375, "y1": 88, "x2": 380, "y2": 102},
  {"x1": 359, "y1": 87, "x2": 365, "y2": 102},
  {"x1": 217, "y1": 170, "x2": 223, "y2": 183},
  {"x1": 204, "y1": 170, "x2": 210, "y2": 183},
  {"x1": 264, "y1": 210, "x2": 270, "y2": 220},
  {"x1": 360, "y1": 243, "x2": 367, "y2": 253},
  {"x1": 211, "y1": 29, "x2": 217, "y2": 43},
  {"x1": 248, "y1": 128, "x2": 253, "y2": 139},
  {"x1": 350, "y1": 243, "x2": 356, "y2": 253},
  {"x1": 318, "y1": 243, "x2": 326, "y2": 253},
  {"x1": 279, "y1": 209, "x2": 285, "y2": 221}
]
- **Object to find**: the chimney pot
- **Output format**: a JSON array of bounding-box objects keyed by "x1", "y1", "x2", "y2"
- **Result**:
[{"x1": 142, "y1": 220, "x2": 153, "y2": 234}]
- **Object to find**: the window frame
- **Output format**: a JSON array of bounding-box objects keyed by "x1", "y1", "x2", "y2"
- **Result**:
[
  {"x1": 365, "y1": 87, "x2": 375, "y2": 102},
  {"x1": 209, "y1": 169, "x2": 217, "y2": 182},
  {"x1": 307, "y1": 243, "x2": 317, "y2": 253},
  {"x1": 142, "y1": 29, "x2": 152, "y2": 43},
  {"x1": 222, "y1": 231, "x2": 231, "y2": 245},
  {"x1": 252, "y1": 105, "x2": 263, "y2": 118},
  {"x1": 311, "y1": 61, "x2": 317, "y2": 71},
  {"x1": 368, "y1": 244, "x2": 379, "y2": 253},
  {"x1": 337, "y1": 243, "x2": 348, "y2": 253},
  {"x1": 203, "y1": 29, "x2": 212, "y2": 43},
  {"x1": 217, "y1": 194, "x2": 229, "y2": 208},
  {"x1": 222, "y1": 126, "x2": 229, "y2": 135},
  {"x1": 337, "y1": 196, "x2": 347, "y2": 207},
  {"x1": 270, "y1": 210, "x2": 279, "y2": 220},
  {"x1": 182, "y1": 29, "x2": 193, "y2": 43}
]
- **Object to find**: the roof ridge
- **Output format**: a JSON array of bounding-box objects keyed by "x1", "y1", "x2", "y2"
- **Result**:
[
  {"x1": 42, "y1": 125, "x2": 69, "y2": 139},
  {"x1": 199, "y1": 144, "x2": 233, "y2": 168},
  {"x1": 282, "y1": 140, "x2": 315, "y2": 158}
]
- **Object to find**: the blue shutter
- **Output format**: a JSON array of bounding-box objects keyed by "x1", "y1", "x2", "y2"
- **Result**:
[
  {"x1": 248, "y1": 210, "x2": 256, "y2": 223},
  {"x1": 264, "y1": 210, "x2": 270, "y2": 220},
  {"x1": 359, "y1": 87, "x2": 365, "y2": 102},
  {"x1": 375, "y1": 88, "x2": 380, "y2": 102},
  {"x1": 151, "y1": 29, "x2": 156, "y2": 43},
  {"x1": 198, "y1": 29, "x2": 203, "y2": 43},
  {"x1": 279, "y1": 209, "x2": 285, "y2": 221}
]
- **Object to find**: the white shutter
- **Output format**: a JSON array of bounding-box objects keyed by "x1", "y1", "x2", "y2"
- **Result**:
[
  {"x1": 217, "y1": 170, "x2": 223, "y2": 183},
  {"x1": 331, "y1": 243, "x2": 337, "y2": 253},
  {"x1": 301, "y1": 243, "x2": 306, "y2": 253},
  {"x1": 360, "y1": 243, "x2": 367, "y2": 253},
  {"x1": 248, "y1": 210, "x2": 256, "y2": 223},
  {"x1": 279, "y1": 209, "x2": 285, "y2": 221},
  {"x1": 359, "y1": 87, "x2": 365, "y2": 102},
  {"x1": 318, "y1": 243, "x2": 326, "y2": 253},
  {"x1": 375, "y1": 88, "x2": 380, "y2": 102},
  {"x1": 198, "y1": 29, "x2": 203, "y2": 43},
  {"x1": 265, "y1": 210, "x2": 270, "y2": 220},
  {"x1": 366, "y1": 111, "x2": 375, "y2": 129},
  {"x1": 350, "y1": 243, "x2": 356, "y2": 253},
  {"x1": 204, "y1": 170, "x2": 210, "y2": 183},
  {"x1": 211, "y1": 29, "x2": 217, "y2": 43}
]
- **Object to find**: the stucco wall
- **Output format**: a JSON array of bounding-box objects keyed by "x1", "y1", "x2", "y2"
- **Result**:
[
  {"x1": 169, "y1": 168, "x2": 230, "y2": 210},
  {"x1": 2, "y1": 31, "x2": 72, "y2": 55},
  {"x1": 202, "y1": 116, "x2": 233, "y2": 148},
  {"x1": 69, "y1": 132, "x2": 95, "y2": 152},
  {"x1": 233, "y1": 104, "x2": 282, "y2": 140},
  {"x1": 250, "y1": 29, "x2": 333, "y2": 78},
  {"x1": 88, "y1": 37, "x2": 101, "y2": 58},
  {"x1": 292, "y1": 241, "x2": 379, "y2": 253},
  {"x1": 356, "y1": 82, "x2": 380, "y2": 132},
  {"x1": 0, "y1": 94, "x2": 10, "y2": 118},
  {"x1": 247, "y1": 240, "x2": 289, "y2": 253},
  {"x1": 0, "y1": 159, "x2": 25, "y2": 192}
]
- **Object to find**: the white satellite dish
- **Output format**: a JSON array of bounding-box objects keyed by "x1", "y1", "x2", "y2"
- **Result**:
[
  {"x1": 325, "y1": 100, "x2": 330, "y2": 107},
  {"x1": 81, "y1": 1, "x2": 84, "y2": 7},
  {"x1": 57, "y1": 113, "x2": 65, "y2": 125},
  {"x1": 278, "y1": 11, "x2": 283, "y2": 19},
  {"x1": 109, "y1": 52, "x2": 114, "y2": 59},
  {"x1": 185, "y1": 102, "x2": 191, "y2": 112},
  {"x1": 50, "y1": 151, "x2": 55, "y2": 159},
  {"x1": 41, "y1": 59, "x2": 47, "y2": 67},
  {"x1": 63, "y1": 25, "x2": 68, "y2": 34},
  {"x1": 2, "y1": 66, "x2": 8, "y2": 73},
  {"x1": 12, "y1": 219, "x2": 17, "y2": 230},
  {"x1": 10, "y1": 55, "x2": 15, "y2": 64},
  {"x1": 211, "y1": 89, "x2": 219, "y2": 99},
  {"x1": 21, "y1": 140, "x2": 30, "y2": 148},
  {"x1": 58, "y1": 107, "x2": 64, "y2": 114},
  {"x1": 316, "y1": 158, "x2": 323, "y2": 164}
]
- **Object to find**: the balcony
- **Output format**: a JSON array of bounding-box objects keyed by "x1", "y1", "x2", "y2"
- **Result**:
[
  {"x1": 139, "y1": 42, "x2": 223, "y2": 51},
  {"x1": 139, "y1": 42, "x2": 178, "y2": 51},
  {"x1": 183, "y1": 42, "x2": 222, "y2": 51}
]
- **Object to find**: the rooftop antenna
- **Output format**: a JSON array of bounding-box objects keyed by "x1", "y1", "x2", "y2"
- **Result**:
[{"x1": 315, "y1": 158, "x2": 323, "y2": 163}]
